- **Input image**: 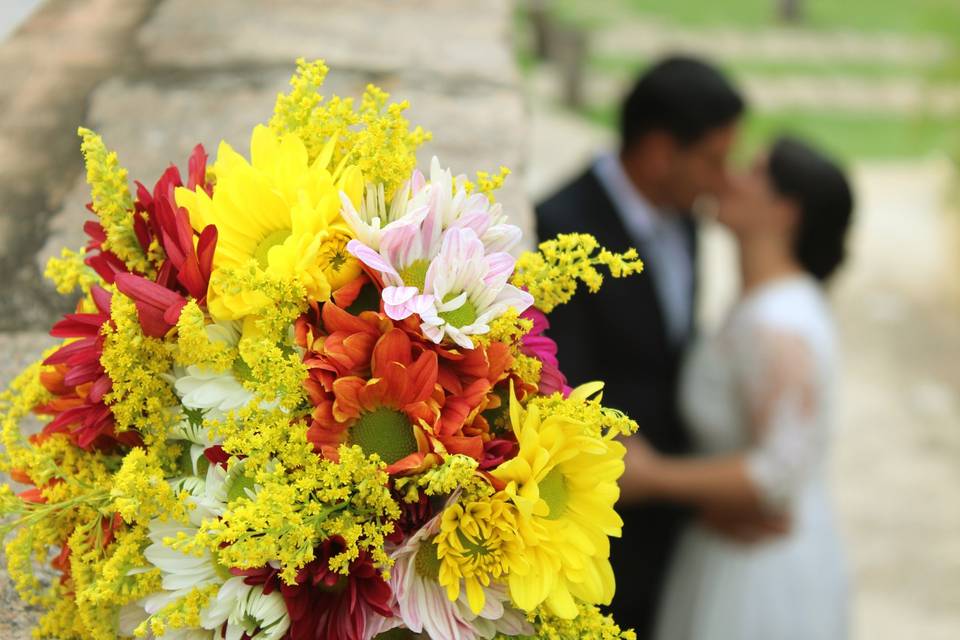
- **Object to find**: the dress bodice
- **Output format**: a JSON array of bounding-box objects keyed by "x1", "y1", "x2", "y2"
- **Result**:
[{"x1": 679, "y1": 275, "x2": 838, "y2": 508}]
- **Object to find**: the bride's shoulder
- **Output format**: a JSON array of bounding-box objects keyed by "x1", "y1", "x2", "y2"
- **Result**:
[{"x1": 732, "y1": 275, "x2": 834, "y2": 347}]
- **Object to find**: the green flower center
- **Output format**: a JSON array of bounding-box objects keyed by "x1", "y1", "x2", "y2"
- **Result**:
[
  {"x1": 241, "y1": 613, "x2": 259, "y2": 631},
  {"x1": 350, "y1": 407, "x2": 418, "y2": 465},
  {"x1": 328, "y1": 250, "x2": 348, "y2": 272},
  {"x1": 457, "y1": 530, "x2": 492, "y2": 559},
  {"x1": 253, "y1": 228, "x2": 291, "y2": 268},
  {"x1": 397, "y1": 259, "x2": 430, "y2": 291},
  {"x1": 225, "y1": 472, "x2": 256, "y2": 503},
  {"x1": 438, "y1": 294, "x2": 479, "y2": 328},
  {"x1": 413, "y1": 536, "x2": 442, "y2": 580},
  {"x1": 539, "y1": 467, "x2": 570, "y2": 520}
]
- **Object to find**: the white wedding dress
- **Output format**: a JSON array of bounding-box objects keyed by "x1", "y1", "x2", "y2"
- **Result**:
[{"x1": 654, "y1": 275, "x2": 849, "y2": 640}]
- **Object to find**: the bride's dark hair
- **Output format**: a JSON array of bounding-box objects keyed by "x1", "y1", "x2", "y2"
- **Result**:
[{"x1": 768, "y1": 137, "x2": 854, "y2": 281}]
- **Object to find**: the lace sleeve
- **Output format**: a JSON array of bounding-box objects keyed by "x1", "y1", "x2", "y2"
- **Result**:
[{"x1": 737, "y1": 327, "x2": 827, "y2": 510}]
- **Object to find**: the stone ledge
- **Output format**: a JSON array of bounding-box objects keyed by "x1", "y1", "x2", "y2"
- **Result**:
[
  {"x1": 38, "y1": 64, "x2": 531, "y2": 276},
  {"x1": 0, "y1": 0, "x2": 161, "y2": 331},
  {"x1": 139, "y1": 0, "x2": 520, "y2": 87}
]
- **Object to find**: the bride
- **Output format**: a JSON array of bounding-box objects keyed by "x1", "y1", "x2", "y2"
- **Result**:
[{"x1": 621, "y1": 136, "x2": 854, "y2": 640}]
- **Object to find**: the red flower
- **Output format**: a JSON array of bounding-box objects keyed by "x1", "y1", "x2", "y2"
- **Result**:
[
  {"x1": 203, "y1": 444, "x2": 231, "y2": 469},
  {"x1": 300, "y1": 302, "x2": 391, "y2": 397},
  {"x1": 479, "y1": 437, "x2": 519, "y2": 471},
  {"x1": 520, "y1": 307, "x2": 571, "y2": 396},
  {"x1": 114, "y1": 272, "x2": 187, "y2": 339},
  {"x1": 82, "y1": 219, "x2": 127, "y2": 282},
  {"x1": 135, "y1": 151, "x2": 217, "y2": 301},
  {"x1": 434, "y1": 341, "x2": 515, "y2": 459},
  {"x1": 388, "y1": 491, "x2": 432, "y2": 542},
  {"x1": 237, "y1": 537, "x2": 394, "y2": 640},
  {"x1": 84, "y1": 145, "x2": 217, "y2": 337},
  {"x1": 36, "y1": 286, "x2": 141, "y2": 450},
  {"x1": 85, "y1": 145, "x2": 215, "y2": 291}
]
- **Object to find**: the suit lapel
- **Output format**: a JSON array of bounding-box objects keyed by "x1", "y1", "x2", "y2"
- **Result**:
[{"x1": 578, "y1": 170, "x2": 672, "y2": 351}]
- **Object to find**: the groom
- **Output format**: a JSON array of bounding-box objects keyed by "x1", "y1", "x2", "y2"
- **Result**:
[{"x1": 535, "y1": 57, "x2": 744, "y2": 636}]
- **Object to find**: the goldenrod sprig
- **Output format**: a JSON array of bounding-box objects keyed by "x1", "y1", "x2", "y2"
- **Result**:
[{"x1": 512, "y1": 233, "x2": 644, "y2": 313}]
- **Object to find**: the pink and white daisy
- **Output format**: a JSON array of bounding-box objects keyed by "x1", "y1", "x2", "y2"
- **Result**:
[
  {"x1": 339, "y1": 171, "x2": 427, "y2": 250},
  {"x1": 414, "y1": 228, "x2": 533, "y2": 349},
  {"x1": 347, "y1": 158, "x2": 530, "y2": 339},
  {"x1": 417, "y1": 157, "x2": 521, "y2": 254},
  {"x1": 346, "y1": 197, "x2": 444, "y2": 320},
  {"x1": 390, "y1": 516, "x2": 531, "y2": 640}
]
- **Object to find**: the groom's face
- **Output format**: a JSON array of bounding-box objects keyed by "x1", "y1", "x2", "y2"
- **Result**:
[{"x1": 664, "y1": 123, "x2": 738, "y2": 212}]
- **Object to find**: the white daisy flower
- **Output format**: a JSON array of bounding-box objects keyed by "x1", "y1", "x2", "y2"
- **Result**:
[
  {"x1": 174, "y1": 366, "x2": 254, "y2": 413},
  {"x1": 343, "y1": 156, "x2": 521, "y2": 258},
  {"x1": 171, "y1": 321, "x2": 255, "y2": 413},
  {"x1": 198, "y1": 576, "x2": 290, "y2": 640},
  {"x1": 135, "y1": 464, "x2": 287, "y2": 640}
]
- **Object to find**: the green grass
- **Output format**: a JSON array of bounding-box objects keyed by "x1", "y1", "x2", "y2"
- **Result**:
[
  {"x1": 589, "y1": 53, "x2": 937, "y2": 82},
  {"x1": 553, "y1": 0, "x2": 960, "y2": 38},
  {"x1": 520, "y1": 0, "x2": 960, "y2": 160},
  {"x1": 583, "y1": 103, "x2": 959, "y2": 161},
  {"x1": 739, "y1": 111, "x2": 959, "y2": 161}
]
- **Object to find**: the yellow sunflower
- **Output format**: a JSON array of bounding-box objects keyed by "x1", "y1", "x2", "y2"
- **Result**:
[
  {"x1": 491, "y1": 384, "x2": 626, "y2": 619},
  {"x1": 175, "y1": 124, "x2": 364, "y2": 320}
]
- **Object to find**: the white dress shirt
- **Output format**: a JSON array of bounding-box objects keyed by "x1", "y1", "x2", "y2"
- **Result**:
[{"x1": 592, "y1": 152, "x2": 694, "y2": 344}]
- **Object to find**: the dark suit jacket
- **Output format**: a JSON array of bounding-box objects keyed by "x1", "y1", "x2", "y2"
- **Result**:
[{"x1": 536, "y1": 166, "x2": 697, "y2": 638}]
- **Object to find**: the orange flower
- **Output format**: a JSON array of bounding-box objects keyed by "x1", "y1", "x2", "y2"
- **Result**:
[
  {"x1": 301, "y1": 301, "x2": 529, "y2": 472},
  {"x1": 435, "y1": 340, "x2": 534, "y2": 449},
  {"x1": 300, "y1": 301, "x2": 391, "y2": 397},
  {"x1": 307, "y1": 326, "x2": 443, "y2": 475}
]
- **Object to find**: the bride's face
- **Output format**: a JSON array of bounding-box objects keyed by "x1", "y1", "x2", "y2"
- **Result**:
[{"x1": 717, "y1": 152, "x2": 792, "y2": 237}]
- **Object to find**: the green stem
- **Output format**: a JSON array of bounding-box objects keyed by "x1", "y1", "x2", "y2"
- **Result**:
[{"x1": 0, "y1": 489, "x2": 110, "y2": 538}]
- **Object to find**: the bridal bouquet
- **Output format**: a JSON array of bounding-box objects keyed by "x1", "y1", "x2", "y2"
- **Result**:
[{"x1": 0, "y1": 59, "x2": 643, "y2": 640}]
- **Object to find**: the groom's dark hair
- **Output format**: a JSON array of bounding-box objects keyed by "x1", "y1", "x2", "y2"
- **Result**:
[{"x1": 620, "y1": 56, "x2": 745, "y2": 150}]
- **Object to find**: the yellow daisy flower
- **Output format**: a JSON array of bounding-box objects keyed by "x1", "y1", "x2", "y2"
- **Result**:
[
  {"x1": 492, "y1": 384, "x2": 626, "y2": 619},
  {"x1": 175, "y1": 124, "x2": 364, "y2": 320},
  {"x1": 435, "y1": 491, "x2": 529, "y2": 614}
]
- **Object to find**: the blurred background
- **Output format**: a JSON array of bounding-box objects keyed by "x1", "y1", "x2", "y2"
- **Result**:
[
  {"x1": 517, "y1": 2, "x2": 960, "y2": 639},
  {"x1": 0, "y1": 1, "x2": 957, "y2": 638}
]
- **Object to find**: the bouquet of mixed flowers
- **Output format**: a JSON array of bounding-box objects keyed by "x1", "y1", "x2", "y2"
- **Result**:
[{"x1": 0, "y1": 59, "x2": 644, "y2": 640}]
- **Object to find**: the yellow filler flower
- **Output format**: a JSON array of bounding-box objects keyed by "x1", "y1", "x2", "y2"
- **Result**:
[
  {"x1": 492, "y1": 384, "x2": 626, "y2": 619},
  {"x1": 175, "y1": 124, "x2": 364, "y2": 319}
]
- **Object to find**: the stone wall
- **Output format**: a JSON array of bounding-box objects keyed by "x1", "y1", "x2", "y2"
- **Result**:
[
  {"x1": 0, "y1": 0, "x2": 531, "y2": 337},
  {"x1": 0, "y1": 0, "x2": 531, "y2": 376},
  {"x1": 0, "y1": 1, "x2": 529, "y2": 635}
]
